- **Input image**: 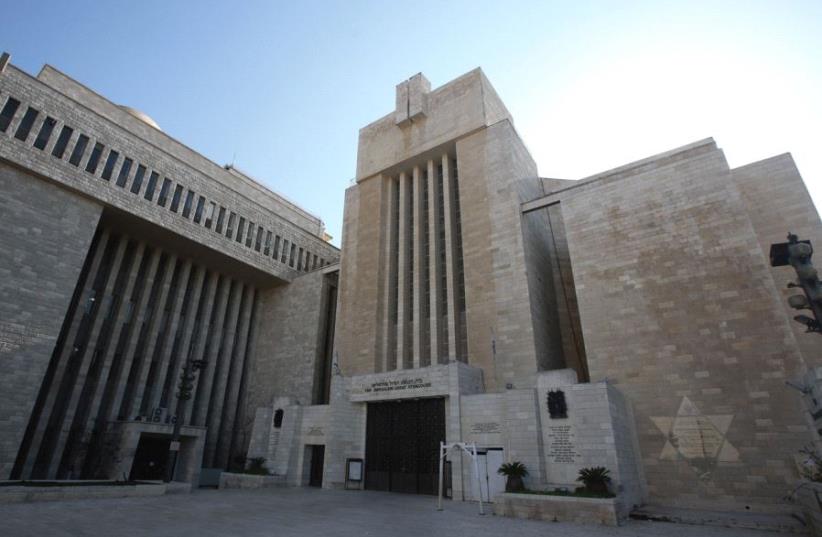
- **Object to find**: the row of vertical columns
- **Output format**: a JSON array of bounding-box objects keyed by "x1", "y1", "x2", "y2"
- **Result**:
[
  {"x1": 202, "y1": 280, "x2": 245, "y2": 467},
  {"x1": 21, "y1": 229, "x2": 112, "y2": 478},
  {"x1": 214, "y1": 286, "x2": 256, "y2": 468},
  {"x1": 159, "y1": 265, "x2": 207, "y2": 409},
  {"x1": 14, "y1": 219, "x2": 263, "y2": 478},
  {"x1": 127, "y1": 253, "x2": 178, "y2": 419},
  {"x1": 382, "y1": 153, "x2": 464, "y2": 370},
  {"x1": 108, "y1": 248, "x2": 162, "y2": 424},
  {"x1": 191, "y1": 277, "x2": 233, "y2": 427},
  {"x1": 49, "y1": 235, "x2": 131, "y2": 478}
]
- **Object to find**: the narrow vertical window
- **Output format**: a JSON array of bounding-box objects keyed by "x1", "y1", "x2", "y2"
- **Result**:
[
  {"x1": 245, "y1": 221, "x2": 254, "y2": 247},
  {"x1": 33, "y1": 117, "x2": 57, "y2": 150},
  {"x1": 236, "y1": 217, "x2": 246, "y2": 243},
  {"x1": 85, "y1": 142, "x2": 104, "y2": 173},
  {"x1": 68, "y1": 134, "x2": 89, "y2": 166},
  {"x1": 226, "y1": 212, "x2": 236, "y2": 238},
  {"x1": 193, "y1": 196, "x2": 206, "y2": 223},
  {"x1": 204, "y1": 201, "x2": 216, "y2": 228},
  {"x1": 157, "y1": 178, "x2": 172, "y2": 206},
  {"x1": 51, "y1": 125, "x2": 73, "y2": 158},
  {"x1": 289, "y1": 243, "x2": 296, "y2": 267},
  {"x1": 254, "y1": 226, "x2": 263, "y2": 252},
  {"x1": 115, "y1": 157, "x2": 133, "y2": 187},
  {"x1": 101, "y1": 150, "x2": 119, "y2": 180},
  {"x1": 144, "y1": 171, "x2": 159, "y2": 200},
  {"x1": 130, "y1": 165, "x2": 146, "y2": 194},
  {"x1": 0, "y1": 97, "x2": 20, "y2": 132},
  {"x1": 312, "y1": 254, "x2": 318, "y2": 270},
  {"x1": 273, "y1": 236, "x2": 281, "y2": 259},
  {"x1": 169, "y1": 184, "x2": 184, "y2": 212},
  {"x1": 181, "y1": 189, "x2": 195, "y2": 217},
  {"x1": 14, "y1": 107, "x2": 39, "y2": 142},
  {"x1": 280, "y1": 239, "x2": 289, "y2": 263},
  {"x1": 215, "y1": 206, "x2": 226, "y2": 233},
  {"x1": 263, "y1": 231, "x2": 272, "y2": 255},
  {"x1": 297, "y1": 248, "x2": 304, "y2": 270}
]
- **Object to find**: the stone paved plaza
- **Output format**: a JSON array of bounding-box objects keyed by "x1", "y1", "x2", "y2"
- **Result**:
[{"x1": 0, "y1": 488, "x2": 796, "y2": 537}]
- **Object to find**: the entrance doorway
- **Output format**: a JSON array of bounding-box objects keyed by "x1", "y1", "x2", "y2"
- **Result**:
[
  {"x1": 469, "y1": 448, "x2": 506, "y2": 502},
  {"x1": 129, "y1": 434, "x2": 169, "y2": 481},
  {"x1": 308, "y1": 445, "x2": 325, "y2": 487},
  {"x1": 365, "y1": 398, "x2": 445, "y2": 495}
]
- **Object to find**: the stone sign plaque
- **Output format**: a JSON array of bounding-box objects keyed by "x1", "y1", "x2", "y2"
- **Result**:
[
  {"x1": 349, "y1": 369, "x2": 438, "y2": 402},
  {"x1": 470, "y1": 422, "x2": 501, "y2": 434},
  {"x1": 547, "y1": 425, "x2": 580, "y2": 464},
  {"x1": 0, "y1": 321, "x2": 51, "y2": 354}
]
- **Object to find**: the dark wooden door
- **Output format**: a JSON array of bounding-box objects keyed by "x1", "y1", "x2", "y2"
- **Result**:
[
  {"x1": 308, "y1": 445, "x2": 325, "y2": 487},
  {"x1": 129, "y1": 435, "x2": 169, "y2": 481},
  {"x1": 365, "y1": 398, "x2": 445, "y2": 495}
]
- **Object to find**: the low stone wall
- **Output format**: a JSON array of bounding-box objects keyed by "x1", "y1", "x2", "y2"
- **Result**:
[
  {"x1": 797, "y1": 481, "x2": 822, "y2": 536},
  {"x1": 218, "y1": 472, "x2": 287, "y2": 489},
  {"x1": 493, "y1": 492, "x2": 621, "y2": 526},
  {"x1": 0, "y1": 481, "x2": 167, "y2": 503}
]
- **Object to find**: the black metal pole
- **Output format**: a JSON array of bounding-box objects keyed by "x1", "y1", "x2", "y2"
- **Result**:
[{"x1": 164, "y1": 358, "x2": 205, "y2": 482}]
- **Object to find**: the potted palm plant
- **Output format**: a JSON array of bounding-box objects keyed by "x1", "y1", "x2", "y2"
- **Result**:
[
  {"x1": 498, "y1": 461, "x2": 528, "y2": 492},
  {"x1": 577, "y1": 466, "x2": 611, "y2": 495}
]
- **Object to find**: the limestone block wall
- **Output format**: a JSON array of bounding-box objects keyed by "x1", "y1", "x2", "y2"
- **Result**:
[
  {"x1": 356, "y1": 69, "x2": 512, "y2": 182},
  {"x1": 0, "y1": 163, "x2": 101, "y2": 479},
  {"x1": 249, "y1": 270, "x2": 327, "y2": 412},
  {"x1": 560, "y1": 140, "x2": 810, "y2": 511},
  {"x1": 456, "y1": 120, "x2": 541, "y2": 391},
  {"x1": 335, "y1": 178, "x2": 387, "y2": 376},
  {"x1": 732, "y1": 154, "x2": 822, "y2": 370},
  {"x1": 323, "y1": 376, "x2": 366, "y2": 489},
  {"x1": 0, "y1": 64, "x2": 338, "y2": 284}
]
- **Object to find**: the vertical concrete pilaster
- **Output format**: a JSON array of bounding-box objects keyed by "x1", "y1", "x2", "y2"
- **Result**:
[
  {"x1": 442, "y1": 155, "x2": 459, "y2": 360},
  {"x1": 427, "y1": 159, "x2": 443, "y2": 364},
  {"x1": 396, "y1": 172, "x2": 409, "y2": 370},
  {"x1": 381, "y1": 177, "x2": 398, "y2": 372},
  {"x1": 412, "y1": 165, "x2": 424, "y2": 369}
]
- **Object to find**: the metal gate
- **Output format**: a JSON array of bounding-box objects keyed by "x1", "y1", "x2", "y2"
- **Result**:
[{"x1": 365, "y1": 398, "x2": 445, "y2": 495}]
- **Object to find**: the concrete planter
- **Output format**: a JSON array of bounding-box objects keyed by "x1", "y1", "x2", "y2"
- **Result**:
[
  {"x1": 0, "y1": 480, "x2": 167, "y2": 503},
  {"x1": 797, "y1": 480, "x2": 822, "y2": 536},
  {"x1": 218, "y1": 472, "x2": 287, "y2": 489},
  {"x1": 493, "y1": 492, "x2": 622, "y2": 526}
]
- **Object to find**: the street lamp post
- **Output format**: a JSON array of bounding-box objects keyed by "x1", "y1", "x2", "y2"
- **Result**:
[{"x1": 164, "y1": 358, "x2": 207, "y2": 483}]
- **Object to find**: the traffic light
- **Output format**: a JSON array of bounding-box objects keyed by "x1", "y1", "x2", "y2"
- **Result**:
[{"x1": 770, "y1": 233, "x2": 822, "y2": 333}]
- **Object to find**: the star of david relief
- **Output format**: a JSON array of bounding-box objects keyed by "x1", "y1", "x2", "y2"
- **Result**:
[{"x1": 651, "y1": 396, "x2": 739, "y2": 472}]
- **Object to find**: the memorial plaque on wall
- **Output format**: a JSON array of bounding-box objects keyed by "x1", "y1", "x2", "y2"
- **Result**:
[{"x1": 547, "y1": 425, "x2": 581, "y2": 464}]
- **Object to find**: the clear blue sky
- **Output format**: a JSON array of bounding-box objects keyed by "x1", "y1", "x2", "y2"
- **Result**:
[{"x1": 5, "y1": 1, "x2": 822, "y2": 246}]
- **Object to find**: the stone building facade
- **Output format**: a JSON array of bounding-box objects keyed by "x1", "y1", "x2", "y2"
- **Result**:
[
  {"x1": 250, "y1": 67, "x2": 822, "y2": 517},
  {"x1": 3, "y1": 52, "x2": 822, "y2": 518},
  {"x1": 0, "y1": 55, "x2": 339, "y2": 485}
]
